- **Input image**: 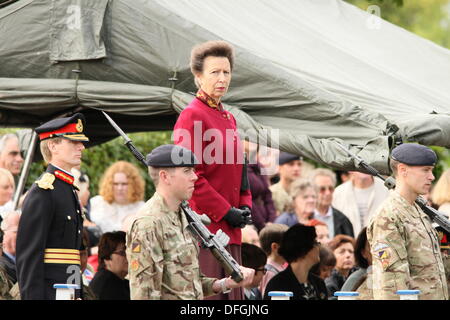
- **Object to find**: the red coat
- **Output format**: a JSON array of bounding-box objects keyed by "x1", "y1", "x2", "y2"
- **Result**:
[{"x1": 174, "y1": 97, "x2": 252, "y2": 245}]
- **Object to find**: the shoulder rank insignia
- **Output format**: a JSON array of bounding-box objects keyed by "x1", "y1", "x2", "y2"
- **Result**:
[{"x1": 36, "y1": 173, "x2": 55, "y2": 190}]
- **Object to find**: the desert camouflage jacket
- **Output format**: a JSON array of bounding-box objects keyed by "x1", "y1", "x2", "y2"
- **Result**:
[
  {"x1": 367, "y1": 191, "x2": 448, "y2": 300},
  {"x1": 126, "y1": 192, "x2": 217, "y2": 300}
]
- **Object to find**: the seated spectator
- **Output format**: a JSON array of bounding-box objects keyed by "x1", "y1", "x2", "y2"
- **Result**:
[
  {"x1": 90, "y1": 161, "x2": 145, "y2": 233},
  {"x1": 0, "y1": 211, "x2": 19, "y2": 299},
  {"x1": 309, "y1": 168, "x2": 354, "y2": 237},
  {"x1": 241, "y1": 243, "x2": 267, "y2": 300},
  {"x1": 243, "y1": 140, "x2": 277, "y2": 231},
  {"x1": 341, "y1": 227, "x2": 372, "y2": 300},
  {"x1": 325, "y1": 234, "x2": 356, "y2": 298},
  {"x1": 269, "y1": 152, "x2": 302, "y2": 215},
  {"x1": 80, "y1": 232, "x2": 97, "y2": 300},
  {"x1": 263, "y1": 224, "x2": 328, "y2": 300},
  {"x1": 242, "y1": 225, "x2": 260, "y2": 247},
  {"x1": 275, "y1": 179, "x2": 316, "y2": 227},
  {"x1": 306, "y1": 219, "x2": 330, "y2": 245},
  {"x1": 258, "y1": 223, "x2": 288, "y2": 296},
  {"x1": 89, "y1": 231, "x2": 130, "y2": 300},
  {"x1": 310, "y1": 246, "x2": 336, "y2": 280}
]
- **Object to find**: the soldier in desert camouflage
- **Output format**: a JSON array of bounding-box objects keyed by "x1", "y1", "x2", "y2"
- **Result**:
[
  {"x1": 126, "y1": 144, "x2": 254, "y2": 300},
  {"x1": 0, "y1": 267, "x2": 12, "y2": 300},
  {"x1": 367, "y1": 143, "x2": 448, "y2": 300}
]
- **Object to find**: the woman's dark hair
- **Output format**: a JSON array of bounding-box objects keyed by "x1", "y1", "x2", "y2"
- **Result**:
[
  {"x1": 97, "y1": 231, "x2": 126, "y2": 270},
  {"x1": 241, "y1": 243, "x2": 267, "y2": 270},
  {"x1": 310, "y1": 246, "x2": 336, "y2": 276},
  {"x1": 278, "y1": 223, "x2": 317, "y2": 263},
  {"x1": 190, "y1": 40, "x2": 235, "y2": 76},
  {"x1": 259, "y1": 223, "x2": 288, "y2": 256},
  {"x1": 354, "y1": 227, "x2": 369, "y2": 269}
]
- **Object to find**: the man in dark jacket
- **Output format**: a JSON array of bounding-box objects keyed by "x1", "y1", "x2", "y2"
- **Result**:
[
  {"x1": 310, "y1": 169, "x2": 354, "y2": 237},
  {"x1": 16, "y1": 113, "x2": 89, "y2": 300},
  {"x1": 247, "y1": 162, "x2": 277, "y2": 232}
]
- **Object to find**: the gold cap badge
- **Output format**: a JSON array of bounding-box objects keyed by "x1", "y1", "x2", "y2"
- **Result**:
[{"x1": 76, "y1": 119, "x2": 83, "y2": 133}]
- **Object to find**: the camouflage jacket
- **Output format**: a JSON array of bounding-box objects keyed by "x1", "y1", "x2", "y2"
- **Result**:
[
  {"x1": 0, "y1": 266, "x2": 13, "y2": 300},
  {"x1": 356, "y1": 266, "x2": 373, "y2": 300},
  {"x1": 367, "y1": 191, "x2": 448, "y2": 300},
  {"x1": 126, "y1": 192, "x2": 217, "y2": 300}
]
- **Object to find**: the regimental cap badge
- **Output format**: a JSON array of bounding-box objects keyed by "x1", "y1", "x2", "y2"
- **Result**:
[
  {"x1": 76, "y1": 119, "x2": 83, "y2": 133},
  {"x1": 35, "y1": 113, "x2": 89, "y2": 142},
  {"x1": 36, "y1": 173, "x2": 55, "y2": 190}
]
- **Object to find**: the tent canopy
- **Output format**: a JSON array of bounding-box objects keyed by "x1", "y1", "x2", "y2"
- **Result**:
[{"x1": 1, "y1": 0, "x2": 450, "y2": 174}]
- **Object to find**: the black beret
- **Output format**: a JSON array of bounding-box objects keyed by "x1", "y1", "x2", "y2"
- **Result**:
[
  {"x1": 279, "y1": 151, "x2": 303, "y2": 166},
  {"x1": 391, "y1": 144, "x2": 437, "y2": 166},
  {"x1": 35, "y1": 113, "x2": 89, "y2": 142},
  {"x1": 146, "y1": 144, "x2": 199, "y2": 167}
]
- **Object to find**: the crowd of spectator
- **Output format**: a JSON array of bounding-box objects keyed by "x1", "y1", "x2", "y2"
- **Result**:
[{"x1": 0, "y1": 132, "x2": 448, "y2": 300}]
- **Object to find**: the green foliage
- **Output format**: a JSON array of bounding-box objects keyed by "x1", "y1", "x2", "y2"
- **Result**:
[
  {"x1": 25, "y1": 131, "x2": 173, "y2": 200},
  {"x1": 346, "y1": 0, "x2": 450, "y2": 49}
]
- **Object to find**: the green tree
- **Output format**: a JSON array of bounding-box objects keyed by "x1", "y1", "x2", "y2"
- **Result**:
[
  {"x1": 19, "y1": 131, "x2": 172, "y2": 200},
  {"x1": 346, "y1": 0, "x2": 450, "y2": 49}
]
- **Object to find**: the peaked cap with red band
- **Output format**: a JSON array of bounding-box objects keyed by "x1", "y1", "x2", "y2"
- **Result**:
[{"x1": 35, "y1": 113, "x2": 89, "y2": 142}]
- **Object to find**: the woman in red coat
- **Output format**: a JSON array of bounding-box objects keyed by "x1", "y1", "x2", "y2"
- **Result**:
[{"x1": 173, "y1": 41, "x2": 252, "y2": 300}]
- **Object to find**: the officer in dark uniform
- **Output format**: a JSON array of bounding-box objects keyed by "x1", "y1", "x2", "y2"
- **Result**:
[{"x1": 16, "y1": 113, "x2": 89, "y2": 300}]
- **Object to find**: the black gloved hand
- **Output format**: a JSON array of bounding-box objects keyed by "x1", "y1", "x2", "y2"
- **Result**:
[
  {"x1": 223, "y1": 207, "x2": 248, "y2": 228},
  {"x1": 239, "y1": 206, "x2": 253, "y2": 225}
]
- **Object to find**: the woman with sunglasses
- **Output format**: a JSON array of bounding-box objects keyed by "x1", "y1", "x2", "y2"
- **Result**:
[{"x1": 89, "y1": 231, "x2": 130, "y2": 300}]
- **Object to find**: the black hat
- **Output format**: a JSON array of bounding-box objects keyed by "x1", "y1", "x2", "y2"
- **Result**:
[
  {"x1": 146, "y1": 144, "x2": 199, "y2": 167},
  {"x1": 279, "y1": 151, "x2": 302, "y2": 166},
  {"x1": 35, "y1": 113, "x2": 89, "y2": 142},
  {"x1": 391, "y1": 144, "x2": 437, "y2": 166},
  {"x1": 278, "y1": 224, "x2": 317, "y2": 263}
]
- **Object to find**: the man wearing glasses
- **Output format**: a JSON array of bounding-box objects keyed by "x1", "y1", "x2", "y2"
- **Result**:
[
  {"x1": 310, "y1": 168, "x2": 354, "y2": 238},
  {"x1": 0, "y1": 133, "x2": 24, "y2": 181}
]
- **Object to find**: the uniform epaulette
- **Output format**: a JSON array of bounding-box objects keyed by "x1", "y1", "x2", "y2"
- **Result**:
[{"x1": 35, "y1": 173, "x2": 55, "y2": 190}]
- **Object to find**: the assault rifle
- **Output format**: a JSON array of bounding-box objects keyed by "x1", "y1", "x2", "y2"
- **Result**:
[
  {"x1": 102, "y1": 111, "x2": 243, "y2": 282},
  {"x1": 336, "y1": 142, "x2": 450, "y2": 234}
]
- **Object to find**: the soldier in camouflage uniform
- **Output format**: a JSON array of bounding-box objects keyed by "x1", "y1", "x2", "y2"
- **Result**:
[
  {"x1": 0, "y1": 266, "x2": 12, "y2": 300},
  {"x1": 367, "y1": 144, "x2": 449, "y2": 300},
  {"x1": 126, "y1": 144, "x2": 254, "y2": 300},
  {"x1": 269, "y1": 152, "x2": 302, "y2": 214}
]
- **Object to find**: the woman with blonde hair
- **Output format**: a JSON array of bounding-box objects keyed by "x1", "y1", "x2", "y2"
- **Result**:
[
  {"x1": 0, "y1": 168, "x2": 15, "y2": 221},
  {"x1": 274, "y1": 179, "x2": 317, "y2": 227},
  {"x1": 431, "y1": 168, "x2": 450, "y2": 215},
  {"x1": 90, "y1": 161, "x2": 145, "y2": 233}
]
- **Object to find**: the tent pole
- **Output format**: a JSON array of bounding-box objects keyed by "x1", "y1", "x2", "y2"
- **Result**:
[{"x1": 13, "y1": 132, "x2": 39, "y2": 211}]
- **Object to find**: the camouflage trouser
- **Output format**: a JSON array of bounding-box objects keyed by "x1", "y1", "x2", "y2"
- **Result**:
[
  {"x1": 443, "y1": 251, "x2": 450, "y2": 298},
  {"x1": 0, "y1": 268, "x2": 13, "y2": 300}
]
